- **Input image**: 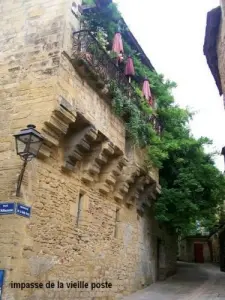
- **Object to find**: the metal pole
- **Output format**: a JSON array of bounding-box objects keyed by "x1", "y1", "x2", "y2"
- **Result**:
[{"x1": 16, "y1": 159, "x2": 28, "y2": 197}]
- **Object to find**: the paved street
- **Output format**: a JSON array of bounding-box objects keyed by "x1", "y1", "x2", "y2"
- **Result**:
[{"x1": 123, "y1": 262, "x2": 225, "y2": 300}]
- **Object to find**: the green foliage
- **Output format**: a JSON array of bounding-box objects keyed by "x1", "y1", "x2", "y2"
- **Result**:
[
  {"x1": 82, "y1": 0, "x2": 95, "y2": 5},
  {"x1": 81, "y1": 1, "x2": 121, "y2": 41},
  {"x1": 155, "y1": 138, "x2": 225, "y2": 235},
  {"x1": 81, "y1": 1, "x2": 225, "y2": 235},
  {"x1": 109, "y1": 81, "x2": 156, "y2": 147},
  {"x1": 95, "y1": 30, "x2": 109, "y2": 50}
]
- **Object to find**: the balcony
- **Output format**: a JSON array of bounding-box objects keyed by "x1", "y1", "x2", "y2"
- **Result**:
[{"x1": 72, "y1": 30, "x2": 161, "y2": 135}]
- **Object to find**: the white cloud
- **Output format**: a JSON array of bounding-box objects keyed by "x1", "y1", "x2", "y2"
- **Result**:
[{"x1": 115, "y1": 0, "x2": 225, "y2": 171}]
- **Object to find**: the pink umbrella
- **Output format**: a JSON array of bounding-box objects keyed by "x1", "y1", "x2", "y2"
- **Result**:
[
  {"x1": 125, "y1": 56, "x2": 135, "y2": 83},
  {"x1": 112, "y1": 32, "x2": 124, "y2": 54},
  {"x1": 142, "y1": 78, "x2": 152, "y2": 105}
]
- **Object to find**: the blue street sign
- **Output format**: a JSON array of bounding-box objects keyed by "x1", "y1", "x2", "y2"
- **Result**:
[
  {"x1": 0, "y1": 270, "x2": 5, "y2": 300},
  {"x1": 0, "y1": 203, "x2": 15, "y2": 215},
  {"x1": 16, "y1": 203, "x2": 31, "y2": 218}
]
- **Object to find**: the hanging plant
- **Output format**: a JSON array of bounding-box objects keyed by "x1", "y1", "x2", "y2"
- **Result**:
[{"x1": 95, "y1": 29, "x2": 109, "y2": 50}]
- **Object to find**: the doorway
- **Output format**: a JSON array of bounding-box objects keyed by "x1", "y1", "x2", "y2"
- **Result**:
[
  {"x1": 156, "y1": 238, "x2": 165, "y2": 280},
  {"x1": 156, "y1": 238, "x2": 161, "y2": 279},
  {"x1": 219, "y1": 230, "x2": 225, "y2": 272},
  {"x1": 194, "y1": 243, "x2": 204, "y2": 263}
]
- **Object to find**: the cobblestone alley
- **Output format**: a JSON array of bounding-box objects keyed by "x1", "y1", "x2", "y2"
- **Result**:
[{"x1": 123, "y1": 262, "x2": 225, "y2": 300}]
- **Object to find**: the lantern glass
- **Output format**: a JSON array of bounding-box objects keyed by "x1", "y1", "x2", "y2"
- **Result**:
[{"x1": 14, "y1": 125, "x2": 43, "y2": 161}]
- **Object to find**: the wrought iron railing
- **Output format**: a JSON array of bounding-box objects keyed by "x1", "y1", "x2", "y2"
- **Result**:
[
  {"x1": 72, "y1": 30, "x2": 162, "y2": 135},
  {"x1": 72, "y1": 30, "x2": 134, "y2": 96}
]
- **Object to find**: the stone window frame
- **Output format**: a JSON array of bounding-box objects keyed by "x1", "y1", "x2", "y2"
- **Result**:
[
  {"x1": 76, "y1": 192, "x2": 84, "y2": 226},
  {"x1": 114, "y1": 208, "x2": 120, "y2": 238},
  {"x1": 74, "y1": 190, "x2": 90, "y2": 227}
]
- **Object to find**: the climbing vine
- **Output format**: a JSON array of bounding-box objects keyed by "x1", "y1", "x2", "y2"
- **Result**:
[{"x1": 81, "y1": 0, "x2": 225, "y2": 235}]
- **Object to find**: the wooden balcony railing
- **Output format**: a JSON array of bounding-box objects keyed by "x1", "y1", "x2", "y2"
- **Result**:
[{"x1": 72, "y1": 30, "x2": 162, "y2": 135}]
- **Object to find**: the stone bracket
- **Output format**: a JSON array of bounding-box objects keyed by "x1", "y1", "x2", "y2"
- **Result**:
[
  {"x1": 125, "y1": 175, "x2": 146, "y2": 205},
  {"x1": 80, "y1": 140, "x2": 115, "y2": 184},
  {"x1": 38, "y1": 97, "x2": 77, "y2": 159},
  {"x1": 96, "y1": 154, "x2": 128, "y2": 195},
  {"x1": 63, "y1": 125, "x2": 98, "y2": 172},
  {"x1": 113, "y1": 163, "x2": 141, "y2": 203}
]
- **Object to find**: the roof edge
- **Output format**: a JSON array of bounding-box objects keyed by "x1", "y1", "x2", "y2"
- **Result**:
[{"x1": 203, "y1": 6, "x2": 222, "y2": 96}]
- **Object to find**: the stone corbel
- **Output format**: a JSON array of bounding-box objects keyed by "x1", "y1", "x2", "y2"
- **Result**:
[
  {"x1": 38, "y1": 96, "x2": 77, "y2": 159},
  {"x1": 146, "y1": 181, "x2": 162, "y2": 201},
  {"x1": 113, "y1": 163, "x2": 141, "y2": 204},
  {"x1": 136, "y1": 176, "x2": 160, "y2": 214},
  {"x1": 125, "y1": 174, "x2": 146, "y2": 207},
  {"x1": 136, "y1": 201, "x2": 148, "y2": 217},
  {"x1": 80, "y1": 140, "x2": 115, "y2": 184},
  {"x1": 96, "y1": 154, "x2": 128, "y2": 195},
  {"x1": 63, "y1": 125, "x2": 98, "y2": 172}
]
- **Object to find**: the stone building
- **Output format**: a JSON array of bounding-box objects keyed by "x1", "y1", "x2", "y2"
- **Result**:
[
  {"x1": 179, "y1": 236, "x2": 211, "y2": 263},
  {"x1": 208, "y1": 223, "x2": 225, "y2": 266},
  {"x1": 0, "y1": 0, "x2": 177, "y2": 299},
  {"x1": 203, "y1": 0, "x2": 225, "y2": 272}
]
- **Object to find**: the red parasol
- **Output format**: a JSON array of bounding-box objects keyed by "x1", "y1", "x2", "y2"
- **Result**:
[
  {"x1": 142, "y1": 78, "x2": 152, "y2": 105},
  {"x1": 125, "y1": 56, "x2": 135, "y2": 83},
  {"x1": 112, "y1": 32, "x2": 124, "y2": 54}
]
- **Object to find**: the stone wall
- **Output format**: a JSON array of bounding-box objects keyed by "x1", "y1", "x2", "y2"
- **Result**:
[
  {"x1": 209, "y1": 226, "x2": 225, "y2": 270},
  {"x1": 209, "y1": 234, "x2": 220, "y2": 263},
  {"x1": 0, "y1": 0, "x2": 177, "y2": 299},
  {"x1": 179, "y1": 239, "x2": 190, "y2": 262},
  {"x1": 0, "y1": 1, "x2": 70, "y2": 299}
]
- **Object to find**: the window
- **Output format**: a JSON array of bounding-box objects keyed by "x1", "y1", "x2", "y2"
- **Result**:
[
  {"x1": 76, "y1": 192, "x2": 84, "y2": 226},
  {"x1": 114, "y1": 208, "x2": 120, "y2": 238}
]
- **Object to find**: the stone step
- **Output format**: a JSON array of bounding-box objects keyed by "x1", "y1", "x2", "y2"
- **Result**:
[
  {"x1": 77, "y1": 139, "x2": 91, "y2": 152},
  {"x1": 95, "y1": 153, "x2": 108, "y2": 165},
  {"x1": 119, "y1": 182, "x2": 129, "y2": 194},
  {"x1": 84, "y1": 127, "x2": 98, "y2": 142},
  {"x1": 102, "y1": 142, "x2": 115, "y2": 156},
  {"x1": 111, "y1": 166, "x2": 121, "y2": 177},
  {"x1": 54, "y1": 106, "x2": 76, "y2": 124},
  {"x1": 62, "y1": 162, "x2": 75, "y2": 172},
  {"x1": 69, "y1": 149, "x2": 83, "y2": 162},
  {"x1": 126, "y1": 198, "x2": 134, "y2": 207},
  {"x1": 98, "y1": 183, "x2": 110, "y2": 194},
  {"x1": 81, "y1": 173, "x2": 94, "y2": 184},
  {"x1": 41, "y1": 130, "x2": 59, "y2": 147},
  {"x1": 105, "y1": 174, "x2": 116, "y2": 186},
  {"x1": 45, "y1": 115, "x2": 68, "y2": 135},
  {"x1": 38, "y1": 144, "x2": 51, "y2": 159},
  {"x1": 88, "y1": 163, "x2": 100, "y2": 175},
  {"x1": 114, "y1": 192, "x2": 124, "y2": 202}
]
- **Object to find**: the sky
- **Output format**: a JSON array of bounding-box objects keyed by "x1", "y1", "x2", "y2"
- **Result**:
[{"x1": 115, "y1": 0, "x2": 225, "y2": 172}]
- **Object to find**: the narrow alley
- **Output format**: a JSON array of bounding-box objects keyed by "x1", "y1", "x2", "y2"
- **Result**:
[{"x1": 123, "y1": 262, "x2": 225, "y2": 300}]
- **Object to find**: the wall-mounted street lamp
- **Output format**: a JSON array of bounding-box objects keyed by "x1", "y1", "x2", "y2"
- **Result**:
[{"x1": 14, "y1": 125, "x2": 44, "y2": 197}]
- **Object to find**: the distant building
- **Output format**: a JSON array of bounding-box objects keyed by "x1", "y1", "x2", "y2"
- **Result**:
[{"x1": 179, "y1": 235, "x2": 211, "y2": 263}]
